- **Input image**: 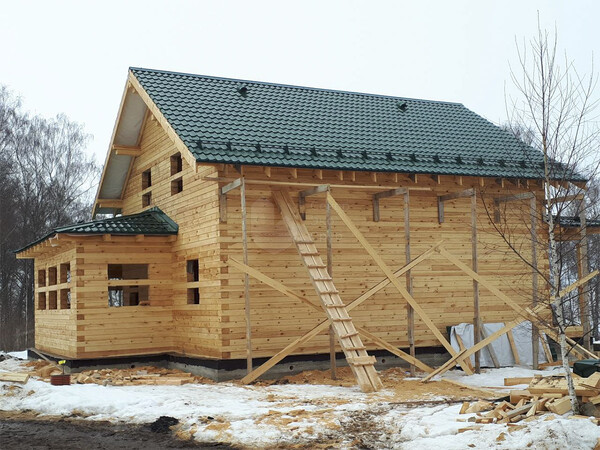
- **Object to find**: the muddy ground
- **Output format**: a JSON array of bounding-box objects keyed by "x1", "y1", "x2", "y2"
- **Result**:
[{"x1": 0, "y1": 412, "x2": 235, "y2": 450}]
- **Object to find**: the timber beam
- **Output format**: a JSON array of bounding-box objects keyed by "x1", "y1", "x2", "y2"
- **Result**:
[
  {"x1": 372, "y1": 187, "x2": 407, "y2": 222},
  {"x1": 437, "y1": 189, "x2": 474, "y2": 223},
  {"x1": 298, "y1": 184, "x2": 329, "y2": 220},
  {"x1": 112, "y1": 145, "x2": 142, "y2": 156},
  {"x1": 493, "y1": 192, "x2": 535, "y2": 223}
]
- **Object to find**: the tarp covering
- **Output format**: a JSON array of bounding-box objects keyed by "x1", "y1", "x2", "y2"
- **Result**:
[{"x1": 450, "y1": 322, "x2": 548, "y2": 368}]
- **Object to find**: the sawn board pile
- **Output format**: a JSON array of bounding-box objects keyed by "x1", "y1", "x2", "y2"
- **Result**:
[{"x1": 458, "y1": 372, "x2": 600, "y2": 430}]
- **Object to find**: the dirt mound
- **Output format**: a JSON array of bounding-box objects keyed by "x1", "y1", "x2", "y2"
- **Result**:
[{"x1": 150, "y1": 416, "x2": 180, "y2": 433}]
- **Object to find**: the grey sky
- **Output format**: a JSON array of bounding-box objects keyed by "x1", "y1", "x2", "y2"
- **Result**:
[{"x1": 1, "y1": 1, "x2": 598, "y2": 162}]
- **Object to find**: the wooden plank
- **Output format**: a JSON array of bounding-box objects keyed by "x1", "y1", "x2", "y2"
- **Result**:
[
  {"x1": 422, "y1": 349, "x2": 468, "y2": 382},
  {"x1": 506, "y1": 330, "x2": 521, "y2": 365},
  {"x1": 241, "y1": 178, "x2": 252, "y2": 374},
  {"x1": 113, "y1": 145, "x2": 142, "y2": 156},
  {"x1": 356, "y1": 326, "x2": 433, "y2": 373},
  {"x1": 0, "y1": 373, "x2": 30, "y2": 383},
  {"x1": 404, "y1": 191, "x2": 415, "y2": 376},
  {"x1": 326, "y1": 198, "x2": 336, "y2": 380},
  {"x1": 471, "y1": 191, "x2": 481, "y2": 372},
  {"x1": 326, "y1": 192, "x2": 473, "y2": 375},
  {"x1": 504, "y1": 377, "x2": 534, "y2": 386},
  {"x1": 480, "y1": 325, "x2": 500, "y2": 368},
  {"x1": 203, "y1": 176, "x2": 432, "y2": 191},
  {"x1": 454, "y1": 333, "x2": 474, "y2": 372},
  {"x1": 437, "y1": 246, "x2": 596, "y2": 360}
]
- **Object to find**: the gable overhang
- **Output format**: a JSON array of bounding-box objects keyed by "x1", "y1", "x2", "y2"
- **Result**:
[{"x1": 93, "y1": 70, "x2": 198, "y2": 217}]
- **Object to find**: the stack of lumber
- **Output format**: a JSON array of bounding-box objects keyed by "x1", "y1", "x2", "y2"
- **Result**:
[
  {"x1": 457, "y1": 373, "x2": 600, "y2": 429},
  {"x1": 0, "y1": 372, "x2": 30, "y2": 383},
  {"x1": 31, "y1": 364, "x2": 209, "y2": 386}
]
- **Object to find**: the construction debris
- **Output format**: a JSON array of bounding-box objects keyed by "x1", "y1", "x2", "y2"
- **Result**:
[
  {"x1": 458, "y1": 372, "x2": 600, "y2": 425},
  {"x1": 26, "y1": 363, "x2": 212, "y2": 386},
  {"x1": 0, "y1": 372, "x2": 30, "y2": 383}
]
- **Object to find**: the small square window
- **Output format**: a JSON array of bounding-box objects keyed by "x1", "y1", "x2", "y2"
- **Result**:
[
  {"x1": 38, "y1": 269, "x2": 46, "y2": 287},
  {"x1": 48, "y1": 267, "x2": 57, "y2": 285},
  {"x1": 142, "y1": 192, "x2": 152, "y2": 208},
  {"x1": 187, "y1": 288, "x2": 200, "y2": 305},
  {"x1": 142, "y1": 169, "x2": 152, "y2": 189},
  {"x1": 60, "y1": 263, "x2": 71, "y2": 284},
  {"x1": 186, "y1": 260, "x2": 199, "y2": 282},
  {"x1": 108, "y1": 285, "x2": 149, "y2": 307},
  {"x1": 170, "y1": 153, "x2": 183, "y2": 175},
  {"x1": 48, "y1": 291, "x2": 57, "y2": 310},
  {"x1": 38, "y1": 292, "x2": 47, "y2": 310},
  {"x1": 60, "y1": 289, "x2": 71, "y2": 309},
  {"x1": 171, "y1": 177, "x2": 183, "y2": 195}
]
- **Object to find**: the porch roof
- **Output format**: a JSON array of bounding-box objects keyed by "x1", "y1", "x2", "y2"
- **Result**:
[{"x1": 15, "y1": 207, "x2": 178, "y2": 255}]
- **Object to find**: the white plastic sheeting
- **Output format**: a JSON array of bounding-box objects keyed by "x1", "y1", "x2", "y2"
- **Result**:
[{"x1": 450, "y1": 321, "x2": 548, "y2": 368}]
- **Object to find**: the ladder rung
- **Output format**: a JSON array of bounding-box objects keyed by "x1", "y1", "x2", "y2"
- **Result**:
[
  {"x1": 313, "y1": 277, "x2": 332, "y2": 281},
  {"x1": 300, "y1": 251, "x2": 320, "y2": 256},
  {"x1": 345, "y1": 346, "x2": 366, "y2": 351},
  {"x1": 332, "y1": 317, "x2": 352, "y2": 322},
  {"x1": 325, "y1": 303, "x2": 346, "y2": 308},
  {"x1": 347, "y1": 355, "x2": 377, "y2": 366},
  {"x1": 340, "y1": 332, "x2": 359, "y2": 339},
  {"x1": 320, "y1": 290, "x2": 339, "y2": 295},
  {"x1": 295, "y1": 239, "x2": 314, "y2": 244},
  {"x1": 307, "y1": 264, "x2": 327, "y2": 269}
]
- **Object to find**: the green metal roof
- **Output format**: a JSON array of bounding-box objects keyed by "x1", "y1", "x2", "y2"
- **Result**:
[
  {"x1": 131, "y1": 67, "x2": 583, "y2": 181},
  {"x1": 16, "y1": 207, "x2": 178, "y2": 254}
]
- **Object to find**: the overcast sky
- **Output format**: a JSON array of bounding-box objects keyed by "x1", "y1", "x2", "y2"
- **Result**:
[{"x1": 1, "y1": 1, "x2": 598, "y2": 162}]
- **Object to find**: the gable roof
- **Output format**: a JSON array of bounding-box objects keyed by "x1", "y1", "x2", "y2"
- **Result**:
[
  {"x1": 130, "y1": 67, "x2": 574, "y2": 180},
  {"x1": 15, "y1": 207, "x2": 178, "y2": 254}
]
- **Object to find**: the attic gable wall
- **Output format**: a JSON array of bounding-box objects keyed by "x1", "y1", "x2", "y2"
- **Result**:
[{"x1": 120, "y1": 117, "x2": 223, "y2": 358}]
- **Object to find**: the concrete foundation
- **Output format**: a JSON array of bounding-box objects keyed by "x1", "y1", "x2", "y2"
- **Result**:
[{"x1": 27, "y1": 348, "x2": 451, "y2": 381}]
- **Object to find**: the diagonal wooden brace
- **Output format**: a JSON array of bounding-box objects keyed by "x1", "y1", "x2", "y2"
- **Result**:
[
  {"x1": 234, "y1": 241, "x2": 443, "y2": 384},
  {"x1": 326, "y1": 192, "x2": 474, "y2": 375},
  {"x1": 437, "y1": 246, "x2": 597, "y2": 360}
]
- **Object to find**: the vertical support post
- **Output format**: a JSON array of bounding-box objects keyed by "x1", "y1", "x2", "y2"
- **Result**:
[
  {"x1": 404, "y1": 191, "x2": 415, "y2": 376},
  {"x1": 530, "y1": 196, "x2": 539, "y2": 369},
  {"x1": 577, "y1": 205, "x2": 591, "y2": 350},
  {"x1": 241, "y1": 178, "x2": 252, "y2": 374},
  {"x1": 326, "y1": 196, "x2": 337, "y2": 379},
  {"x1": 471, "y1": 191, "x2": 481, "y2": 373}
]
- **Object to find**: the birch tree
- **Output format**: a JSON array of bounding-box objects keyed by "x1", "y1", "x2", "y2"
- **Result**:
[{"x1": 502, "y1": 23, "x2": 600, "y2": 414}]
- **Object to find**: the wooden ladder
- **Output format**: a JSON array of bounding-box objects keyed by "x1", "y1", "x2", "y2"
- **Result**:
[{"x1": 272, "y1": 189, "x2": 382, "y2": 393}]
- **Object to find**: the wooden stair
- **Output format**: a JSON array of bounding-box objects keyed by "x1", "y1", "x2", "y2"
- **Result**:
[{"x1": 272, "y1": 189, "x2": 382, "y2": 393}]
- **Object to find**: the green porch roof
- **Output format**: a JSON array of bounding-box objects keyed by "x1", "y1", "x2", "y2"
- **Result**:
[
  {"x1": 131, "y1": 67, "x2": 583, "y2": 181},
  {"x1": 15, "y1": 207, "x2": 178, "y2": 254}
]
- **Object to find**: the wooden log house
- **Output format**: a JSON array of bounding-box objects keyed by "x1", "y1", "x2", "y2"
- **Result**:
[{"x1": 16, "y1": 68, "x2": 594, "y2": 390}]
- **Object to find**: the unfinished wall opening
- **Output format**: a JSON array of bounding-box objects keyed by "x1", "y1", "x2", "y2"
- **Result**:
[
  {"x1": 38, "y1": 292, "x2": 46, "y2": 310},
  {"x1": 108, "y1": 286, "x2": 149, "y2": 307},
  {"x1": 171, "y1": 177, "x2": 183, "y2": 196},
  {"x1": 37, "y1": 269, "x2": 46, "y2": 287},
  {"x1": 48, "y1": 266, "x2": 57, "y2": 285},
  {"x1": 142, "y1": 168, "x2": 152, "y2": 189},
  {"x1": 60, "y1": 289, "x2": 71, "y2": 309},
  {"x1": 170, "y1": 152, "x2": 183, "y2": 175},
  {"x1": 186, "y1": 259, "x2": 200, "y2": 304},
  {"x1": 108, "y1": 264, "x2": 149, "y2": 280},
  {"x1": 142, "y1": 191, "x2": 152, "y2": 208},
  {"x1": 48, "y1": 291, "x2": 57, "y2": 310},
  {"x1": 60, "y1": 263, "x2": 71, "y2": 284},
  {"x1": 108, "y1": 264, "x2": 150, "y2": 307}
]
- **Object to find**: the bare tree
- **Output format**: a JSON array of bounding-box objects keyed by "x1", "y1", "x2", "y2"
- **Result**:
[
  {"x1": 0, "y1": 86, "x2": 99, "y2": 352},
  {"x1": 494, "y1": 22, "x2": 600, "y2": 414}
]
